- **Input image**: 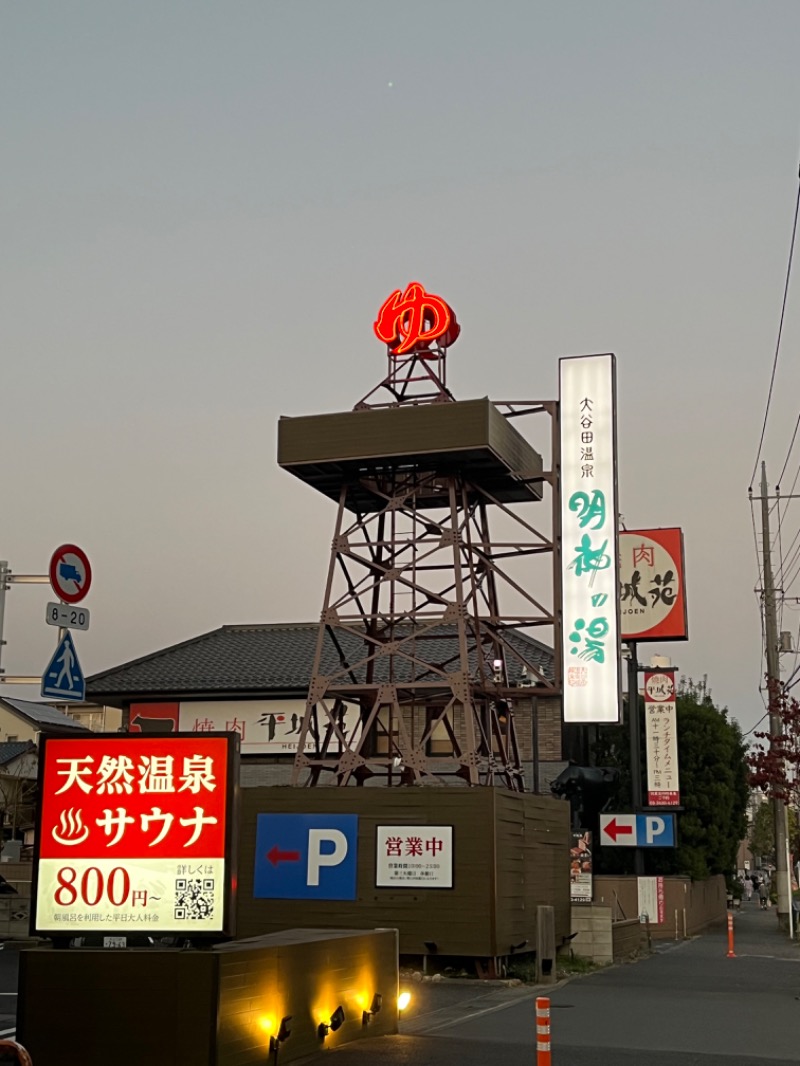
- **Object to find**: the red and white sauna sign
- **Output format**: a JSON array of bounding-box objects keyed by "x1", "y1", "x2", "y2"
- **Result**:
[{"x1": 33, "y1": 734, "x2": 237, "y2": 937}]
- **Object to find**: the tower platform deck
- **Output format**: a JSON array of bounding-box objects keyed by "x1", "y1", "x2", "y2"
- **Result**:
[{"x1": 277, "y1": 397, "x2": 544, "y2": 512}]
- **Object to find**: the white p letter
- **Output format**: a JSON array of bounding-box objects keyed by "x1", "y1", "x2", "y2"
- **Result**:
[{"x1": 307, "y1": 829, "x2": 348, "y2": 886}]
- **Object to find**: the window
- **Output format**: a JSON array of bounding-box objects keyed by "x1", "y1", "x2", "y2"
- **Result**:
[
  {"x1": 426, "y1": 709, "x2": 453, "y2": 757},
  {"x1": 374, "y1": 708, "x2": 400, "y2": 755},
  {"x1": 6, "y1": 736, "x2": 17, "y2": 743}
]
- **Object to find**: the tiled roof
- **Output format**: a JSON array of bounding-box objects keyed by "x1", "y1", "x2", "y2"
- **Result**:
[
  {"x1": 1, "y1": 698, "x2": 88, "y2": 732},
  {"x1": 0, "y1": 740, "x2": 36, "y2": 766},
  {"x1": 86, "y1": 622, "x2": 554, "y2": 700}
]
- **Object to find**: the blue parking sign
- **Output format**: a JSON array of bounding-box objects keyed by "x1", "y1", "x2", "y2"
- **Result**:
[{"x1": 253, "y1": 814, "x2": 359, "y2": 900}]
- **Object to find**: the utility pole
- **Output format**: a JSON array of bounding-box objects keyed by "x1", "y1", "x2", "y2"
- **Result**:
[
  {"x1": 760, "y1": 462, "x2": 792, "y2": 933},
  {"x1": 628, "y1": 640, "x2": 645, "y2": 876}
]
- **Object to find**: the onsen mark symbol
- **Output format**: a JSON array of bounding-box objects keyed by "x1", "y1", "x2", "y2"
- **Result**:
[{"x1": 52, "y1": 807, "x2": 90, "y2": 846}]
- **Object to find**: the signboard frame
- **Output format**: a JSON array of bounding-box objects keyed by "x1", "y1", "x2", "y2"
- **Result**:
[
  {"x1": 177, "y1": 699, "x2": 362, "y2": 756},
  {"x1": 570, "y1": 830, "x2": 593, "y2": 904},
  {"x1": 252, "y1": 813, "x2": 359, "y2": 901},
  {"x1": 46, "y1": 601, "x2": 90, "y2": 632},
  {"x1": 375, "y1": 825, "x2": 455, "y2": 889},
  {"x1": 49, "y1": 543, "x2": 92, "y2": 605},
  {"x1": 559, "y1": 353, "x2": 622, "y2": 723},
  {"x1": 619, "y1": 527, "x2": 688, "y2": 642},
  {"x1": 41, "y1": 630, "x2": 86, "y2": 702},
  {"x1": 644, "y1": 668, "x2": 681, "y2": 806},
  {"x1": 599, "y1": 812, "x2": 677, "y2": 848},
  {"x1": 30, "y1": 731, "x2": 239, "y2": 940},
  {"x1": 637, "y1": 875, "x2": 666, "y2": 925}
]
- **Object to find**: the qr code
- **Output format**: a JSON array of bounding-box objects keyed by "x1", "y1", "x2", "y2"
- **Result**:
[{"x1": 174, "y1": 878, "x2": 215, "y2": 921}]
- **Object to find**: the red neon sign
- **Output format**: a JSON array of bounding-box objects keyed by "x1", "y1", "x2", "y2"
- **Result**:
[{"x1": 374, "y1": 282, "x2": 460, "y2": 355}]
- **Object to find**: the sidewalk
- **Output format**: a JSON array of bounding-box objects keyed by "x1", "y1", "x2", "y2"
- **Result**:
[{"x1": 324, "y1": 903, "x2": 800, "y2": 1066}]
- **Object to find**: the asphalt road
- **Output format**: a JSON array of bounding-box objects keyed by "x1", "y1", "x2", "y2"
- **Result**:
[
  {"x1": 328, "y1": 903, "x2": 800, "y2": 1066},
  {"x1": 3, "y1": 903, "x2": 798, "y2": 1063}
]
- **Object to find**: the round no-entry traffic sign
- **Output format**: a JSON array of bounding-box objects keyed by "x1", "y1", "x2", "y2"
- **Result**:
[{"x1": 49, "y1": 544, "x2": 92, "y2": 604}]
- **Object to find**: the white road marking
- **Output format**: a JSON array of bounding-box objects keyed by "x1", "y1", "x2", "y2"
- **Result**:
[{"x1": 420, "y1": 993, "x2": 539, "y2": 1033}]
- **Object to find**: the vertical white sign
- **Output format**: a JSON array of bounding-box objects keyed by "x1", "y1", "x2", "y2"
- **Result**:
[
  {"x1": 637, "y1": 875, "x2": 666, "y2": 924},
  {"x1": 559, "y1": 354, "x2": 622, "y2": 723},
  {"x1": 644, "y1": 670, "x2": 680, "y2": 805}
]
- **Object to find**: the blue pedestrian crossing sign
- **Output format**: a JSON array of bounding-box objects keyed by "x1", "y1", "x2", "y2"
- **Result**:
[{"x1": 41, "y1": 632, "x2": 85, "y2": 701}]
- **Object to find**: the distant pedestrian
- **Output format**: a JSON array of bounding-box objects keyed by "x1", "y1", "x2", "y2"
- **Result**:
[
  {"x1": 744, "y1": 877, "x2": 753, "y2": 902},
  {"x1": 759, "y1": 881, "x2": 769, "y2": 909}
]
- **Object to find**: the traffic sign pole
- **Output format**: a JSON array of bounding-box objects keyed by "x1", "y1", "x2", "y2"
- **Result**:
[
  {"x1": 0, "y1": 562, "x2": 8, "y2": 683},
  {"x1": 0, "y1": 562, "x2": 50, "y2": 686}
]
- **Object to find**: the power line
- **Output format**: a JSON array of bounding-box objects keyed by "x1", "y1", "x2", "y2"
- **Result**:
[
  {"x1": 749, "y1": 168, "x2": 800, "y2": 490},
  {"x1": 778, "y1": 413, "x2": 800, "y2": 486},
  {"x1": 773, "y1": 458, "x2": 800, "y2": 585},
  {"x1": 743, "y1": 708, "x2": 770, "y2": 738},
  {"x1": 750, "y1": 495, "x2": 764, "y2": 587}
]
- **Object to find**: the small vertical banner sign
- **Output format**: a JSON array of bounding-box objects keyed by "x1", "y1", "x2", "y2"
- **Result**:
[
  {"x1": 637, "y1": 875, "x2": 666, "y2": 925},
  {"x1": 570, "y1": 830, "x2": 593, "y2": 903},
  {"x1": 32, "y1": 733, "x2": 238, "y2": 938},
  {"x1": 559, "y1": 353, "x2": 622, "y2": 723},
  {"x1": 644, "y1": 669, "x2": 680, "y2": 806}
]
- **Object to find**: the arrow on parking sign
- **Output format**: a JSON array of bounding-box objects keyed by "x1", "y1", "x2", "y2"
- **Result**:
[
  {"x1": 599, "y1": 812, "x2": 676, "y2": 847},
  {"x1": 266, "y1": 845, "x2": 301, "y2": 866},
  {"x1": 603, "y1": 817, "x2": 634, "y2": 842}
]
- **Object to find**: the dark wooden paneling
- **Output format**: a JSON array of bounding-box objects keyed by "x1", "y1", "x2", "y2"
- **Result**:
[
  {"x1": 215, "y1": 929, "x2": 397, "y2": 1064},
  {"x1": 237, "y1": 787, "x2": 570, "y2": 959},
  {"x1": 238, "y1": 787, "x2": 496, "y2": 957},
  {"x1": 277, "y1": 399, "x2": 544, "y2": 510},
  {"x1": 18, "y1": 949, "x2": 216, "y2": 1066},
  {"x1": 18, "y1": 929, "x2": 397, "y2": 1066}
]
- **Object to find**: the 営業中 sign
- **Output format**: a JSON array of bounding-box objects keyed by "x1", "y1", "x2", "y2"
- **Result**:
[
  {"x1": 375, "y1": 825, "x2": 454, "y2": 889},
  {"x1": 33, "y1": 733, "x2": 238, "y2": 938},
  {"x1": 619, "y1": 528, "x2": 688, "y2": 641},
  {"x1": 644, "y1": 669, "x2": 680, "y2": 806},
  {"x1": 559, "y1": 354, "x2": 622, "y2": 723}
]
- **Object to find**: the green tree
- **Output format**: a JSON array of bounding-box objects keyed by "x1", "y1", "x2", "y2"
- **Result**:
[
  {"x1": 748, "y1": 801, "x2": 799, "y2": 864},
  {"x1": 592, "y1": 676, "x2": 750, "y2": 880}
]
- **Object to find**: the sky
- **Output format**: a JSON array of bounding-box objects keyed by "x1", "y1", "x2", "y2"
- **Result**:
[{"x1": 3, "y1": 0, "x2": 800, "y2": 737}]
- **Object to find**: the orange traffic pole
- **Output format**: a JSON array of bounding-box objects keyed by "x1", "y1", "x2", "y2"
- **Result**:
[
  {"x1": 536, "y1": 996, "x2": 552, "y2": 1065},
  {"x1": 726, "y1": 911, "x2": 736, "y2": 958}
]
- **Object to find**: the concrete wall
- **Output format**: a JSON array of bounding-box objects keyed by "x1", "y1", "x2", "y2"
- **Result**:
[
  {"x1": 0, "y1": 861, "x2": 31, "y2": 938},
  {"x1": 592, "y1": 874, "x2": 726, "y2": 939},
  {"x1": 570, "y1": 904, "x2": 614, "y2": 964},
  {"x1": 569, "y1": 907, "x2": 644, "y2": 965},
  {"x1": 612, "y1": 918, "x2": 643, "y2": 960}
]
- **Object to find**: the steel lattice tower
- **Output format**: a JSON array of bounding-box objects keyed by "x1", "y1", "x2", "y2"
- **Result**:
[{"x1": 278, "y1": 294, "x2": 561, "y2": 788}]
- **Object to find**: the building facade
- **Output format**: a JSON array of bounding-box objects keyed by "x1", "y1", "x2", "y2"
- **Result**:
[{"x1": 87, "y1": 622, "x2": 567, "y2": 791}]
